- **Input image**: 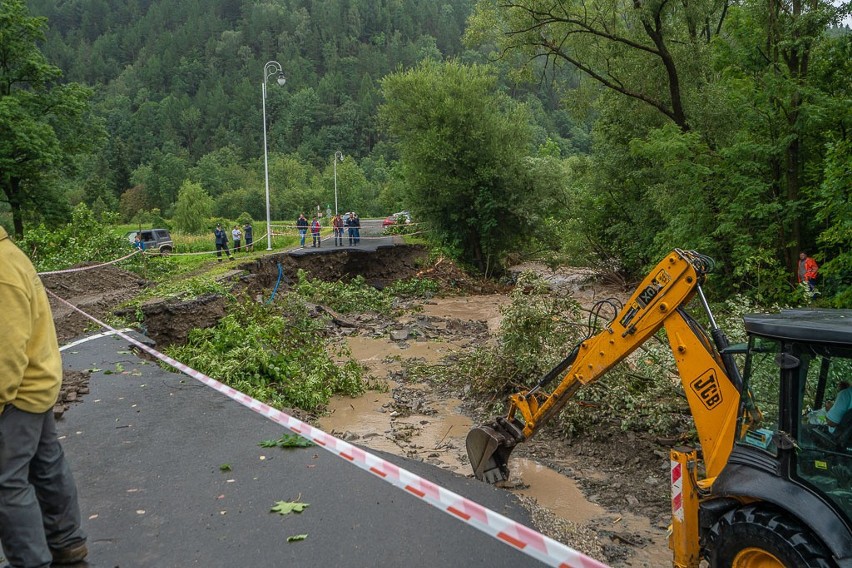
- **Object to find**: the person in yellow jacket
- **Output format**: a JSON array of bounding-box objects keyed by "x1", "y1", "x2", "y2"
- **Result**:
[{"x1": 0, "y1": 226, "x2": 87, "y2": 567}]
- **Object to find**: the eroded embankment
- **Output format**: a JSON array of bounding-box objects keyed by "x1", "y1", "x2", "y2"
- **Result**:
[
  {"x1": 123, "y1": 245, "x2": 443, "y2": 347},
  {"x1": 132, "y1": 244, "x2": 504, "y2": 347},
  {"x1": 242, "y1": 244, "x2": 432, "y2": 291}
]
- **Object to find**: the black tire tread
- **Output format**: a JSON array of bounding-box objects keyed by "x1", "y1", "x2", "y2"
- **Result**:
[{"x1": 706, "y1": 505, "x2": 835, "y2": 568}]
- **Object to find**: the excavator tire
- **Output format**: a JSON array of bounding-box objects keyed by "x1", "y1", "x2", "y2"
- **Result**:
[{"x1": 706, "y1": 505, "x2": 835, "y2": 568}]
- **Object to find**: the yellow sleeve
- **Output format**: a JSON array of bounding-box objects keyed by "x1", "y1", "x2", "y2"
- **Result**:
[{"x1": 0, "y1": 280, "x2": 33, "y2": 410}]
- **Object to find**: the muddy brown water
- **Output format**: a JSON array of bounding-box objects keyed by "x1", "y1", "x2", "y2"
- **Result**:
[{"x1": 319, "y1": 295, "x2": 670, "y2": 567}]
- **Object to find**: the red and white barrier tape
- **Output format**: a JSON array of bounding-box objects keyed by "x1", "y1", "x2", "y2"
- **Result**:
[
  {"x1": 48, "y1": 289, "x2": 608, "y2": 568},
  {"x1": 37, "y1": 249, "x2": 142, "y2": 276}
]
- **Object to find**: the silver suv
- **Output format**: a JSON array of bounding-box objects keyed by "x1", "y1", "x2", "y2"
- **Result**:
[{"x1": 126, "y1": 229, "x2": 173, "y2": 254}]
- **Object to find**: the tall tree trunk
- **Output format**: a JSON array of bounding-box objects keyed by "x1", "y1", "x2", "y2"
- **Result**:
[
  {"x1": 11, "y1": 202, "x2": 24, "y2": 240},
  {"x1": 642, "y1": 10, "x2": 689, "y2": 131},
  {"x1": 5, "y1": 178, "x2": 25, "y2": 239},
  {"x1": 786, "y1": 101, "x2": 802, "y2": 277},
  {"x1": 471, "y1": 232, "x2": 485, "y2": 273}
]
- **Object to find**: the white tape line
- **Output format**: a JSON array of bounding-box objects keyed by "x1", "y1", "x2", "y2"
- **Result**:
[
  {"x1": 38, "y1": 250, "x2": 141, "y2": 276},
  {"x1": 45, "y1": 289, "x2": 609, "y2": 568},
  {"x1": 142, "y1": 248, "x2": 215, "y2": 257},
  {"x1": 60, "y1": 329, "x2": 134, "y2": 351}
]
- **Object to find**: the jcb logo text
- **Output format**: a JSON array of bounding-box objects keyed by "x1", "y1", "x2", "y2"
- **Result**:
[{"x1": 690, "y1": 370, "x2": 722, "y2": 410}]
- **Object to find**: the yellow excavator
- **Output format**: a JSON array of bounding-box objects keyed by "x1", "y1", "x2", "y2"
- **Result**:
[{"x1": 467, "y1": 249, "x2": 852, "y2": 567}]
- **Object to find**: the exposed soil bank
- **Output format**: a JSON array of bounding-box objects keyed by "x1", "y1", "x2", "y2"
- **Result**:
[
  {"x1": 44, "y1": 264, "x2": 146, "y2": 343},
  {"x1": 242, "y1": 244, "x2": 431, "y2": 290},
  {"x1": 242, "y1": 244, "x2": 505, "y2": 294}
]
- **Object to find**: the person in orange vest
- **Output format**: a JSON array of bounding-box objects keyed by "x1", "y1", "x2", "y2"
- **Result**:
[{"x1": 797, "y1": 251, "x2": 819, "y2": 292}]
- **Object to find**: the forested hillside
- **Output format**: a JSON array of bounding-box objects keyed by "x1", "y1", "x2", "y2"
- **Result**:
[
  {"x1": 30, "y1": 0, "x2": 477, "y2": 167},
  {"x1": 22, "y1": 1, "x2": 469, "y2": 215},
  {"x1": 2, "y1": 0, "x2": 850, "y2": 305},
  {"x1": 22, "y1": 0, "x2": 580, "y2": 218}
]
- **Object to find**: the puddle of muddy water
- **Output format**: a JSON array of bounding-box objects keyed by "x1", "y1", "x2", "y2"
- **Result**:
[
  {"x1": 345, "y1": 336, "x2": 465, "y2": 374},
  {"x1": 509, "y1": 458, "x2": 605, "y2": 524},
  {"x1": 320, "y1": 386, "x2": 471, "y2": 472},
  {"x1": 419, "y1": 295, "x2": 507, "y2": 333},
  {"x1": 509, "y1": 457, "x2": 670, "y2": 566}
]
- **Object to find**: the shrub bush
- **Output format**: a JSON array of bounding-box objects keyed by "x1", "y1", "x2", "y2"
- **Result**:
[
  {"x1": 19, "y1": 204, "x2": 128, "y2": 272},
  {"x1": 166, "y1": 296, "x2": 365, "y2": 411}
]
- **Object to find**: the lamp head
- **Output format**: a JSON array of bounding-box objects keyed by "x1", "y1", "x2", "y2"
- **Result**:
[{"x1": 277, "y1": 74, "x2": 286, "y2": 86}]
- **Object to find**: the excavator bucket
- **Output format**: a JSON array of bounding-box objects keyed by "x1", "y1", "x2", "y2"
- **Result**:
[{"x1": 466, "y1": 425, "x2": 516, "y2": 484}]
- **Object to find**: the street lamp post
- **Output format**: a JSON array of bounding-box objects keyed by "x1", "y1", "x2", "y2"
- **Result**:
[
  {"x1": 333, "y1": 151, "x2": 343, "y2": 216},
  {"x1": 262, "y1": 60, "x2": 286, "y2": 251}
]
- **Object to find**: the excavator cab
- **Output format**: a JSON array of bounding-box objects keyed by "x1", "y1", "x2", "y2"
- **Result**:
[
  {"x1": 735, "y1": 312, "x2": 852, "y2": 517},
  {"x1": 701, "y1": 311, "x2": 852, "y2": 567}
]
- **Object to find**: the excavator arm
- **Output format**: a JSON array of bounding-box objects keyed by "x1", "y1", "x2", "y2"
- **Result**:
[{"x1": 467, "y1": 249, "x2": 743, "y2": 483}]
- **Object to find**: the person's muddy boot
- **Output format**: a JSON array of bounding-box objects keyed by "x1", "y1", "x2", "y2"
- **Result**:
[{"x1": 51, "y1": 542, "x2": 88, "y2": 565}]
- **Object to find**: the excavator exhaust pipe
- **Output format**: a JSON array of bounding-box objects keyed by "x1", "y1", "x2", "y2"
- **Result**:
[{"x1": 466, "y1": 418, "x2": 524, "y2": 484}]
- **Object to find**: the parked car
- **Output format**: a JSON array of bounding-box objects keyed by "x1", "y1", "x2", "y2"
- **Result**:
[
  {"x1": 382, "y1": 211, "x2": 411, "y2": 227},
  {"x1": 126, "y1": 229, "x2": 173, "y2": 254}
]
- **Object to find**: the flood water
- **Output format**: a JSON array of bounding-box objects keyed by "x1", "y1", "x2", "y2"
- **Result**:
[{"x1": 319, "y1": 295, "x2": 670, "y2": 566}]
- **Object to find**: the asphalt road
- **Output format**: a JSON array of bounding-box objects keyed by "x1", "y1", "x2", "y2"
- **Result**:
[
  {"x1": 1, "y1": 331, "x2": 542, "y2": 568},
  {"x1": 288, "y1": 218, "x2": 396, "y2": 256}
]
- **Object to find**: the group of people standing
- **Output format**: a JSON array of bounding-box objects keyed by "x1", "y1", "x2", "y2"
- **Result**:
[
  {"x1": 337, "y1": 212, "x2": 361, "y2": 246},
  {"x1": 211, "y1": 211, "x2": 365, "y2": 255},
  {"x1": 214, "y1": 222, "x2": 253, "y2": 262},
  {"x1": 297, "y1": 212, "x2": 361, "y2": 248}
]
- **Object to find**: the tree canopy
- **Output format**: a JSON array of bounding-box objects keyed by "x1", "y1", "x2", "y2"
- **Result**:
[
  {"x1": 381, "y1": 60, "x2": 538, "y2": 272},
  {"x1": 0, "y1": 0, "x2": 100, "y2": 237},
  {"x1": 0, "y1": 0, "x2": 848, "y2": 304},
  {"x1": 466, "y1": 0, "x2": 851, "y2": 301}
]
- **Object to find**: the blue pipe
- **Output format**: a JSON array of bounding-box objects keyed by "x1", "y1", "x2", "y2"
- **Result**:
[{"x1": 267, "y1": 262, "x2": 283, "y2": 304}]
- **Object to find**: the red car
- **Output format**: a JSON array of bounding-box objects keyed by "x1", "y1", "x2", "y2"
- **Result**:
[{"x1": 382, "y1": 211, "x2": 411, "y2": 227}]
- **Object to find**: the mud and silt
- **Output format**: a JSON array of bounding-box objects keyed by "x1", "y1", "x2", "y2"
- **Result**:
[
  {"x1": 319, "y1": 304, "x2": 671, "y2": 566},
  {"x1": 45, "y1": 246, "x2": 672, "y2": 567}
]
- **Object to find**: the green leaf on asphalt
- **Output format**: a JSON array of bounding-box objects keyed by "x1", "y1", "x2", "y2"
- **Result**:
[
  {"x1": 270, "y1": 501, "x2": 309, "y2": 515},
  {"x1": 219, "y1": 464, "x2": 232, "y2": 472},
  {"x1": 115, "y1": 362, "x2": 125, "y2": 372},
  {"x1": 287, "y1": 534, "x2": 308, "y2": 542},
  {"x1": 259, "y1": 434, "x2": 315, "y2": 449},
  {"x1": 103, "y1": 370, "x2": 113, "y2": 375}
]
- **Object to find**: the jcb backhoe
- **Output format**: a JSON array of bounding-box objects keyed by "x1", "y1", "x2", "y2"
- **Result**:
[{"x1": 467, "y1": 249, "x2": 852, "y2": 567}]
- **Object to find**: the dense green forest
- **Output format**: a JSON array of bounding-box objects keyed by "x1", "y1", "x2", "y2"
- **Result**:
[{"x1": 1, "y1": 0, "x2": 849, "y2": 304}]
